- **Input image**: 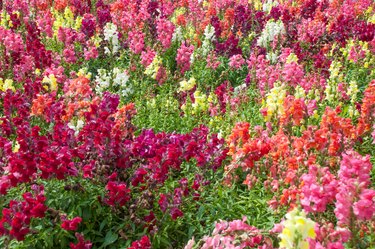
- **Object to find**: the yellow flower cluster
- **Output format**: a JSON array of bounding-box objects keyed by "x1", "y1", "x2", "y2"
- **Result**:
[
  {"x1": 262, "y1": 83, "x2": 287, "y2": 121},
  {"x1": 249, "y1": 0, "x2": 263, "y2": 11},
  {"x1": 181, "y1": 90, "x2": 213, "y2": 115},
  {"x1": 324, "y1": 60, "x2": 343, "y2": 103},
  {"x1": 286, "y1": 53, "x2": 299, "y2": 64},
  {"x1": 192, "y1": 90, "x2": 209, "y2": 114},
  {"x1": 0, "y1": 78, "x2": 16, "y2": 92},
  {"x1": 366, "y1": 7, "x2": 374, "y2": 24},
  {"x1": 77, "y1": 67, "x2": 92, "y2": 80},
  {"x1": 12, "y1": 141, "x2": 20, "y2": 153},
  {"x1": 279, "y1": 208, "x2": 316, "y2": 249},
  {"x1": 0, "y1": 10, "x2": 13, "y2": 28},
  {"x1": 178, "y1": 77, "x2": 196, "y2": 92},
  {"x1": 42, "y1": 74, "x2": 58, "y2": 91},
  {"x1": 145, "y1": 55, "x2": 162, "y2": 79},
  {"x1": 52, "y1": 7, "x2": 82, "y2": 36}
]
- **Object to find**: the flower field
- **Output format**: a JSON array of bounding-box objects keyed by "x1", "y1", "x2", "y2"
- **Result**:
[{"x1": 0, "y1": 0, "x2": 374, "y2": 248}]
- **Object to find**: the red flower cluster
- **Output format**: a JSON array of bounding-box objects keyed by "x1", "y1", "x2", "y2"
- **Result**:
[
  {"x1": 128, "y1": 235, "x2": 151, "y2": 249},
  {"x1": 0, "y1": 186, "x2": 47, "y2": 241}
]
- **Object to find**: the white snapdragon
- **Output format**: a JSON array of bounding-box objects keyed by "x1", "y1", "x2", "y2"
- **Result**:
[
  {"x1": 172, "y1": 26, "x2": 183, "y2": 42},
  {"x1": 95, "y1": 69, "x2": 111, "y2": 93},
  {"x1": 95, "y1": 68, "x2": 132, "y2": 97},
  {"x1": 68, "y1": 119, "x2": 85, "y2": 136},
  {"x1": 262, "y1": 0, "x2": 278, "y2": 13},
  {"x1": 201, "y1": 25, "x2": 216, "y2": 55},
  {"x1": 257, "y1": 20, "x2": 285, "y2": 48},
  {"x1": 103, "y1": 22, "x2": 120, "y2": 55}
]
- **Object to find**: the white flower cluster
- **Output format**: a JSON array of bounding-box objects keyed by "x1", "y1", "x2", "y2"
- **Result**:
[
  {"x1": 95, "y1": 68, "x2": 132, "y2": 97},
  {"x1": 201, "y1": 24, "x2": 216, "y2": 55},
  {"x1": 68, "y1": 119, "x2": 85, "y2": 136},
  {"x1": 262, "y1": 0, "x2": 278, "y2": 13},
  {"x1": 257, "y1": 20, "x2": 285, "y2": 48},
  {"x1": 103, "y1": 22, "x2": 120, "y2": 55},
  {"x1": 172, "y1": 26, "x2": 183, "y2": 42}
]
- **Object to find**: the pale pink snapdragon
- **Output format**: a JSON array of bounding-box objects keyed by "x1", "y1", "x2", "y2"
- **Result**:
[
  {"x1": 128, "y1": 30, "x2": 145, "y2": 54},
  {"x1": 229, "y1": 54, "x2": 245, "y2": 69},
  {"x1": 36, "y1": 11, "x2": 54, "y2": 37},
  {"x1": 207, "y1": 53, "x2": 221, "y2": 70},
  {"x1": 176, "y1": 42, "x2": 194, "y2": 75},
  {"x1": 84, "y1": 43, "x2": 99, "y2": 60}
]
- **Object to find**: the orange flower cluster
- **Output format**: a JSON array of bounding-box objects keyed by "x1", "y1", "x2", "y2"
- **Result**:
[
  {"x1": 62, "y1": 76, "x2": 98, "y2": 122},
  {"x1": 111, "y1": 103, "x2": 137, "y2": 138},
  {"x1": 357, "y1": 80, "x2": 375, "y2": 136},
  {"x1": 31, "y1": 93, "x2": 54, "y2": 119},
  {"x1": 226, "y1": 105, "x2": 364, "y2": 209}
]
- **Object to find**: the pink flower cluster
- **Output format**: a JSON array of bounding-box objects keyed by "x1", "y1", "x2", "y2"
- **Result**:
[
  {"x1": 300, "y1": 165, "x2": 338, "y2": 213},
  {"x1": 335, "y1": 151, "x2": 374, "y2": 225},
  {"x1": 229, "y1": 54, "x2": 245, "y2": 69},
  {"x1": 198, "y1": 217, "x2": 273, "y2": 249},
  {"x1": 176, "y1": 43, "x2": 194, "y2": 75},
  {"x1": 128, "y1": 30, "x2": 145, "y2": 54},
  {"x1": 157, "y1": 18, "x2": 175, "y2": 50}
]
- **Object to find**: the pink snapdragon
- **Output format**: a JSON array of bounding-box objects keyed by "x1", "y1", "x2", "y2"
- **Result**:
[
  {"x1": 300, "y1": 165, "x2": 338, "y2": 213},
  {"x1": 176, "y1": 43, "x2": 194, "y2": 75},
  {"x1": 229, "y1": 54, "x2": 245, "y2": 69},
  {"x1": 353, "y1": 189, "x2": 375, "y2": 220},
  {"x1": 335, "y1": 151, "x2": 374, "y2": 225},
  {"x1": 157, "y1": 18, "x2": 175, "y2": 50},
  {"x1": 128, "y1": 30, "x2": 145, "y2": 54},
  {"x1": 141, "y1": 48, "x2": 156, "y2": 67},
  {"x1": 207, "y1": 52, "x2": 221, "y2": 70}
]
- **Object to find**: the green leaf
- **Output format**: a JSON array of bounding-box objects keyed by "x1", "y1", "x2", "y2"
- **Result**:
[{"x1": 102, "y1": 230, "x2": 118, "y2": 248}]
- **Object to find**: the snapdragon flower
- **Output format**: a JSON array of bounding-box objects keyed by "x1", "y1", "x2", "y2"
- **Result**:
[
  {"x1": 103, "y1": 22, "x2": 120, "y2": 55},
  {"x1": 257, "y1": 20, "x2": 285, "y2": 48},
  {"x1": 279, "y1": 208, "x2": 316, "y2": 249}
]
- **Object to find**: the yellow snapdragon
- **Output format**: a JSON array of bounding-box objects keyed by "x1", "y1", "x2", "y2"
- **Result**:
[
  {"x1": 145, "y1": 55, "x2": 162, "y2": 79},
  {"x1": 12, "y1": 141, "x2": 20, "y2": 153},
  {"x1": 249, "y1": 0, "x2": 262, "y2": 11},
  {"x1": 279, "y1": 208, "x2": 316, "y2": 249},
  {"x1": 286, "y1": 53, "x2": 299, "y2": 64},
  {"x1": 77, "y1": 67, "x2": 92, "y2": 80},
  {"x1": 178, "y1": 77, "x2": 196, "y2": 92},
  {"x1": 324, "y1": 60, "x2": 343, "y2": 103},
  {"x1": 35, "y1": 68, "x2": 42, "y2": 76},
  {"x1": 192, "y1": 90, "x2": 209, "y2": 114},
  {"x1": 52, "y1": 7, "x2": 82, "y2": 36},
  {"x1": 0, "y1": 10, "x2": 13, "y2": 28},
  {"x1": 42, "y1": 74, "x2": 58, "y2": 91},
  {"x1": 262, "y1": 83, "x2": 287, "y2": 121},
  {"x1": 0, "y1": 78, "x2": 16, "y2": 92},
  {"x1": 294, "y1": 85, "x2": 306, "y2": 99}
]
